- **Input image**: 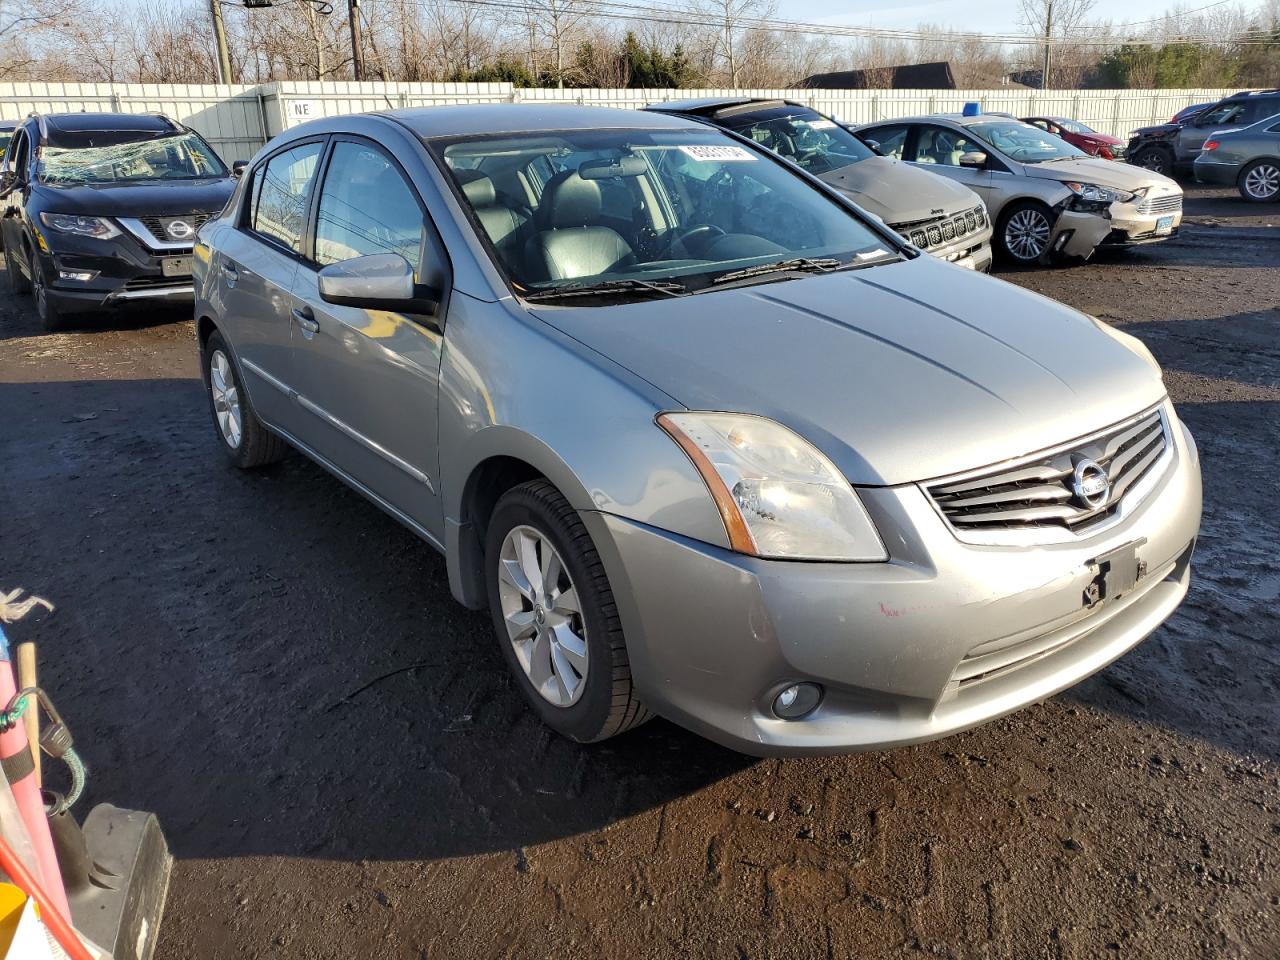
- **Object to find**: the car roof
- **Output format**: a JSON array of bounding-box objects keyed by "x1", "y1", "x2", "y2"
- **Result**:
[
  {"x1": 41, "y1": 112, "x2": 179, "y2": 134},
  {"x1": 859, "y1": 113, "x2": 1018, "y2": 128},
  {"x1": 1224, "y1": 89, "x2": 1280, "y2": 100},
  {"x1": 0, "y1": 120, "x2": 17, "y2": 131},
  {"x1": 382, "y1": 104, "x2": 701, "y2": 139},
  {"x1": 644, "y1": 97, "x2": 807, "y2": 117}
]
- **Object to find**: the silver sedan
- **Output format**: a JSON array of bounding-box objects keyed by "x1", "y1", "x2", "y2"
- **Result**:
[
  {"x1": 854, "y1": 113, "x2": 1184, "y2": 265},
  {"x1": 193, "y1": 105, "x2": 1201, "y2": 755}
]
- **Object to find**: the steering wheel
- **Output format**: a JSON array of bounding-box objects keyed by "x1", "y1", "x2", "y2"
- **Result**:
[{"x1": 667, "y1": 224, "x2": 725, "y2": 257}]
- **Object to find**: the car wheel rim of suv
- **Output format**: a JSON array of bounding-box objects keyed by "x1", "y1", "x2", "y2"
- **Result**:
[
  {"x1": 209, "y1": 349, "x2": 243, "y2": 449},
  {"x1": 1245, "y1": 163, "x2": 1280, "y2": 200},
  {"x1": 1006, "y1": 209, "x2": 1050, "y2": 261},
  {"x1": 498, "y1": 524, "x2": 588, "y2": 707}
]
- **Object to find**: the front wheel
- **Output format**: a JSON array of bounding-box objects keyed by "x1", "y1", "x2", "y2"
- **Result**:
[
  {"x1": 1131, "y1": 146, "x2": 1173, "y2": 177},
  {"x1": 1239, "y1": 159, "x2": 1280, "y2": 202},
  {"x1": 30, "y1": 255, "x2": 64, "y2": 332},
  {"x1": 997, "y1": 201, "x2": 1054, "y2": 266},
  {"x1": 485, "y1": 479, "x2": 650, "y2": 743}
]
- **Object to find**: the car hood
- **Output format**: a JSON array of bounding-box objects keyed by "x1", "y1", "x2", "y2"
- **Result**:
[
  {"x1": 33, "y1": 178, "x2": 235, "y2": 216},
  {"x1": 1022, "y1": 157, "x2": 1179, "y2": 192},
  {"x1": 1077, "y1": 132, "x2": 1124, "y2": 147},
  {"x1": 530, "y1": 257, "x2": 1166, "y2": 485},
  {"x1": 1131, "y1": 123, "x2": 1181, "y2": 140},
  {"x1": 817, "y1": 156, "x2": 980, "y2": 223}
]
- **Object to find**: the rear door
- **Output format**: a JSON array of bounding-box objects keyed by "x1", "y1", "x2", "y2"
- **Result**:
[
  {"x1": 1179, "y1": 101, "x2": 1254, "y2": 160},
  {"x1": 287, "y1": 136, "x2": 446, "y2": 537},
  {"x1": 1, "y1": 128, "x2": 32, "y2": 275},
  {"x1": 214, "y1": 138, "x2": 325, "y2": 435}
]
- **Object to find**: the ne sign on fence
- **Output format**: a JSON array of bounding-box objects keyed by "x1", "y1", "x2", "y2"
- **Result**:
[{"x1": 0, "y1": 81, "x2": 1240, "y2": 164}]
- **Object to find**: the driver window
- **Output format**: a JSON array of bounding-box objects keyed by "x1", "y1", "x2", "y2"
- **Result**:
[
  {"x1": 1197, "y1": 103, "x2": 1247, "y2": 126},
  {"x1": 314, "y1": 141, "x2": 424, "y2": 272},
  {"x1": 914, "y1": 126, "x2": 973, "y2": 166}
]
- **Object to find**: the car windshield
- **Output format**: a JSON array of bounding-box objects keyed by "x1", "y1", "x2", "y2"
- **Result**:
[
  {"x1": 967, "y1": 120, "x2": 1087, "y2": 163},
  {"x1": 433, "y1": 127, "x2": 896, "y2": 299},
  {"x1": 37, "y1": 132, "x2": 227, "y2": 185},
  {"x1": 1054, "y1": 118, "x2": 1096, "y2": 135},
  {"x1": 724, "y1": 107, "x2": 875, "y2": 175}
]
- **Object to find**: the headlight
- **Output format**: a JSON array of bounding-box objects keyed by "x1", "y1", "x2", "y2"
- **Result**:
[
  {"x1": 1064, "y1": 182, "x2": 1143, "y2": 204},
  {"x1": 38, "y1": 213, "x2": 121, "y2": 240},
  {"x1": 657, "y1": 412, "x2": 887, "y2": 561}
]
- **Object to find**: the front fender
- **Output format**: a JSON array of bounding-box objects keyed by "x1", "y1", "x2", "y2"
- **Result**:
[{"x1": 437, "y1": 294, "x2": 730, "y2": 605}]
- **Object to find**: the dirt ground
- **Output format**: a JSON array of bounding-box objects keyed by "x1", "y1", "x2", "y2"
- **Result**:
[{"x1": 0, "y1": 185, "x2": 1277, "y2": 960}]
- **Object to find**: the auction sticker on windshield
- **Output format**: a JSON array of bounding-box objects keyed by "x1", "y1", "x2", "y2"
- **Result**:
[{"x1": 678, "y1": 145, "x2": 756, "y2": 163}]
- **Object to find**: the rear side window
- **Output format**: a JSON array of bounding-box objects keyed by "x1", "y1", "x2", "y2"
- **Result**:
[
  {"x1": 251, "y1": 142, "x2": 322, "y2": 253},
  {"x1": 864, "y1": 124, "x2": 909, "y2": 159},
  {"x1": 314, "y1": 142, "x2": 425, "y2": 271}
]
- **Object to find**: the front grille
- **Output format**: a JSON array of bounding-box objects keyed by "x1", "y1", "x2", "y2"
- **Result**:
[
  {"x1": 137, "y1": 213, "x2": 210, "y2": 244},
  {"x1": 926, "y1": 408, "x2": 1170, "y2": 538},
  {"x1": 1137, "y1": 194, "x2": 1182, "y2": 215},
  {"x1": 895, "y1": 205, "x2": 988, "y2": 251},
  {"x1": 123, "y1": 276, "x2": 192, "y2": 291}
]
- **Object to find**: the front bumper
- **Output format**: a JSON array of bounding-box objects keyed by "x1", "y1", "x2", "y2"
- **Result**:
[
  {"x1": 34, "y1": 224, "x2": 195, "y2": 316},
  {"x1": 587, "y1": 412, "x2": 1201, "y2": 756},
  {"x1": 1102, "y1": 197, "x2": 1183, "y2": 246}
]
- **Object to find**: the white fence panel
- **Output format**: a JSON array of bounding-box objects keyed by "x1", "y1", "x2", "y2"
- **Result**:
[
  {"x1": 0, "y1": 82, "x2": 1245, "y2": 158},
  {"x1": 0, "y1": 82, "x2": 267, "y2": 162}
]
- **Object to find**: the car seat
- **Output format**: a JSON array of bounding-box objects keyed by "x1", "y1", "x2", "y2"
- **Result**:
[{"x1": 524, "y1": 170, "x2": 635, "y2": 281}]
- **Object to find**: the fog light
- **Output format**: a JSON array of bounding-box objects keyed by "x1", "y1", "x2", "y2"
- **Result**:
[
  {"x1": 58, "y1": 270, "x2": 96, "y2": 282},
  {"x1": 772, "y1": 682, "x2": 822, "y2": 720}
]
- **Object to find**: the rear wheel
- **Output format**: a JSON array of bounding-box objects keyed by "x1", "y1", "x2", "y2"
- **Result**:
[
  {"x1": 997, "y1": 201, "x2": 1053, "y2": 266},
  {"x1": 1132, "y1": 145, "x2": 1174, "y2": 177},
  {"x1": 201, "y1": 330, "x2": 289, "y2": 468},
  {"x1": 485, "y1": 479, "x2": 650, "y2": 743},
  {"x1": 1239, "y1": 159, "x2": 1280, "y2": 202}
]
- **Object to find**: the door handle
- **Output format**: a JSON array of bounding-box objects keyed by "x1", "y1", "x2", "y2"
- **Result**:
[
  {"x1": 220, "y1": 261, "x2": 239, "y2": 284},
  {"x1": 292, "y1": 306, "x2": 319, "y2": 337}
]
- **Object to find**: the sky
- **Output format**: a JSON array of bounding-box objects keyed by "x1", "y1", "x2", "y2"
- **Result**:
[{"x1": 785, "y1": 0, "x2": 1220, "y2": 33}]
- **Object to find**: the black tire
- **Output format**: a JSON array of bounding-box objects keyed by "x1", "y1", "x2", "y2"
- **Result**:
[
  {"x1": 1131, "y1": 145, "x2": 1174, "y2": 178},
  {"x1": 485, "y1": 479, "x2": 650, "y2": 743},
  {"x1": 200, "y1": 330, "x2": 289, "y2": 468},
  {"x1": 1238, "y1": 159, "x2": 1280, "y2": 203},
  {"x1": 3, "y1": 235, "x2": 31, "y2": 295},
  {"x1": 996, "y1": 200, "x2": 1054, "y2": 266},
  {"x1": 29, "y1": 253, "x2": 64, "y2": 332}
]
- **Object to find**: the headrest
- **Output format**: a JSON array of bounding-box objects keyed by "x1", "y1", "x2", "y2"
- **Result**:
[
  {"x1": 455, "y1": 169, "x2": 497, "y2": 208},
  {"x1": 542, "y1": 171, "x2": 602, "y2": 228}
]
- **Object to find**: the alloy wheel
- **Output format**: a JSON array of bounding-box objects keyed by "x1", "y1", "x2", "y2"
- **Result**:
[
  {"x1": 209, "y1": 349, "x2": 243, "y2": 449},
  {"x1": 497, "y1": 524, "x2": 588, "y2": 707},
  {"x1": 1244, "y1": 163, "x2": 1280, "y2": 200},
  {"x1": 1005, "y1": 208, "x2": 1051, "y2": 262}
]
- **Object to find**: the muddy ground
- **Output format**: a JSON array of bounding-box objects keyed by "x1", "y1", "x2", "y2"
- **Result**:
[{"x1": 0, "y1": 185, "x2": 1277, "y2": 959}]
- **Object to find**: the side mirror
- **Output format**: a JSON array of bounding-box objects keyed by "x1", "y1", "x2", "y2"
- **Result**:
[
  {"x1": 0, "y1": 170, "x2": 16, "y2": 198},
  {"x1": 958, "y1": 151, "x2": 988, "y2": 169},
  {"x1": 231, "y1": 160, "x2": 248, "y2": 178},
  {"x1": 317, "y1": 253, "x2": 438, "y2": 315},
  {"x1": 863, "y1": 139, "x2": 881, "y2": 153}
]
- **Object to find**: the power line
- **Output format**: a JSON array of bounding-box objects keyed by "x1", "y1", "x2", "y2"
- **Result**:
[{"x1": 425, "y1": 0, "x2": 1280, "y2": 48}]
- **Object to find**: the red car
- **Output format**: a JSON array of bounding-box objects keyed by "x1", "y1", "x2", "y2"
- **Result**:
[{"x1": 1021, "y1": 116, "x2": 1126, "y2": 160}]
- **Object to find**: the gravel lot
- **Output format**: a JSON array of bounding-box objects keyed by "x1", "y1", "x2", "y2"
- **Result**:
[{"x1": 0, "y1": 185, "x2": 1277, "y2": 960}]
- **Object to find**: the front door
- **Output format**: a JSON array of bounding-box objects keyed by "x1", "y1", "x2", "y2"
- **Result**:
[
  {"x1": 215, "y1": 138, "x2": 325, "y2": 435},
  {"x1": 288, "y1": 137, "x2": 444, "y2": 538},
  {"x1": 907, "y1": 124, "x2": 995, "y2": 206}
]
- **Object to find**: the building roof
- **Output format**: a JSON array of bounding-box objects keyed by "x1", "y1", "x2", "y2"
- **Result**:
[{"x1": 801, "y1": 62, "x2": 957, "y2": 90}]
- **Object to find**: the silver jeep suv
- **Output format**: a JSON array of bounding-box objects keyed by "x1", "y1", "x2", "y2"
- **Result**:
[{"x1": 194, "y1": 105, "x2": 1201, "y2": 755}]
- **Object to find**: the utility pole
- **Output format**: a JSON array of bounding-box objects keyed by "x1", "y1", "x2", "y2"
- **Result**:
[
  {"x1": 1041, "y1": 0, "x2": 1054, "y2": 90},
  {"x1": 348, "y1": 0, "x2": 365, "y2": 81},
  {"x1": 209, "y1": 0, "x2": 233, "y2": 84}
]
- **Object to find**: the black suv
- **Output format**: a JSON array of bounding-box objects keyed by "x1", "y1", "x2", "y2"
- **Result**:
[
  {"x1": 1128, "y1": 89, "x2": 1280, "y2": 178},
  {"x1": 0, "y1": 112, "x2": 236, "y2": 330}
]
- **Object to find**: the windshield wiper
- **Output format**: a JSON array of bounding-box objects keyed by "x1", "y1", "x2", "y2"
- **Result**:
[
  {"x1": 710, "y1": 257, "x2": 843, "y2": 286},
  {"x1": 521, "y1": 278, "x2": 689, "y2": 302}
]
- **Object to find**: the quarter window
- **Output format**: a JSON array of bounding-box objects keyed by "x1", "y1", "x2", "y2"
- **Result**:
[
  {"x1": 314, "y1": 141, "x2": 424, "y2": 270},
  {"x1": 251, "y1": 141, "x2": 322, "y2": 253},
  {"x1": 913, "y1": 125, "x2": 980, "y2": 167}
]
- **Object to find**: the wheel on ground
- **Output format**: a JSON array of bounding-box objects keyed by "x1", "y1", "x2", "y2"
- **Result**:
[
  {"x1": 485, "y1": 479, "x2": 650, "y2": 743},
  {"x1": 1239, "y1": 159, "x2": 1280, "y2": 202},
  {"x1": 1131, "y1": 146, "x2": 1173, "y2": 177},
  {"x1": 997, "y1": 200, "x2": 1054, "y2": 266},
  {"x1": 4, "y1": 235, "x2": 31, "y2": 295},
  {"x1": 201, "y1": 330, "x2": 289, "y2": 468},
  {"x1": 30, "y1": 254, "x2": 64, "y2": 332}
]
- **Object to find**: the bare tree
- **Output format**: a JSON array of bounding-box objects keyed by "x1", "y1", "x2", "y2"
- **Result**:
[{"x1": 1018, "y1": 0, "x2": 1098, "y2": 87}]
